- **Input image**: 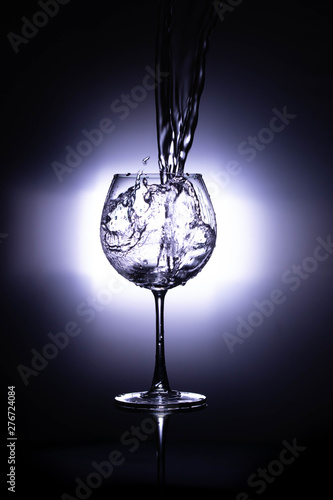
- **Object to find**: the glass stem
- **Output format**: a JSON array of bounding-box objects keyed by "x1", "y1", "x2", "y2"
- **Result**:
[{"x1": 148, "y1": 289, "x2": 172, "y2": 394}]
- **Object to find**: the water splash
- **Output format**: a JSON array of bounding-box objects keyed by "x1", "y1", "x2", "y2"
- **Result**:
[
  {"x1": 155, "y1": 0, "x2": 219, "y2": 181},
  {"x1": 101, "y1": 174, "x2": 216, "y2": 289},
  {"x1": 101, "y1": 3, "x2": 219, "y2": 289}
]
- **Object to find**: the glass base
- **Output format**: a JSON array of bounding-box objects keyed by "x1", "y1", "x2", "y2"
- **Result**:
[{"x1": 114, "y1": 390, "x2": 207, "y2": 411}]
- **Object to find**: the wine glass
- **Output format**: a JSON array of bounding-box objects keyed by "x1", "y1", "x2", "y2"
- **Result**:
[{"x1": 100, "y1": 172, "x2": 217, "y2": 410}]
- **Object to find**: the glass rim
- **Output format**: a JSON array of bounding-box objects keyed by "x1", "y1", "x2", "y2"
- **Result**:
[{"x1": 113, "y1": 172, "x2": 203, "y2": 178}]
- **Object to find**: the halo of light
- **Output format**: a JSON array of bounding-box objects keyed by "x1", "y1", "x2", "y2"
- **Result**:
[{"x1": 76, "y1": 167, "x2": 268, "y2": 294}]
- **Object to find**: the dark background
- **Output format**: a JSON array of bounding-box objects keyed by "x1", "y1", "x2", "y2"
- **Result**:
[{"x1": 1, "y1": 0, "x2": 333, "y2": 498}]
